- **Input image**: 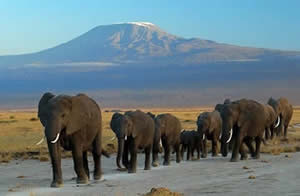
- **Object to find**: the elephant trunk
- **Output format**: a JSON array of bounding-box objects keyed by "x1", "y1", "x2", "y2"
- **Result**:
[
  {"x1": 46, "y1": 132, "x2": 63, "y2": 187},
  {"x1": 45, "y1": 121, "x2": 63, "y2": 187},
  {"x1": 116, "y1": 138, "x2": 125, "y2": 169},
  {"x1": 221, "y1": 142, "x2": 228, "y2": 157}
]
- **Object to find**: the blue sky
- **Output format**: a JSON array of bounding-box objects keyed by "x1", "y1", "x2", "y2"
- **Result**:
[{"x1": 0, "y1": 0, "x2": 299, "y2": 55}]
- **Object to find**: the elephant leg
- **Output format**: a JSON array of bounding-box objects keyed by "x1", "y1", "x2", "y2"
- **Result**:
[
  {"x1": 231, "y1": 129, "x2": 242, "y2": 162},
  {"x1": 212, "y1": 139, "x2": 218, "y2": 157},
  {"x1": 196, "y1": 144, "x2": 200, "y2": 160},
  {"x1": 72, "y1": 145, "x2": 89, "y2": 184},
  {"x1": 92, "y1": 134, "x2": 102, "y2": 180},
  {"x1": 191, "y1": 144, "x2": 195, "y2": 159},
  {"x1": 254, "y1": 137, "x2": 262, "y2": 159},
  {"x1": 144, "y1": 145, "x2": 151, "y2": 170},
  {"x1": 152, "y1": 141, "x2": 159, "y2": 167},
  {"x1": 162, "y1": 137, "x2": 170, "y2": 166},
  {"x1": 175, "y1": 143, "x2": 181, "y2": 163},
  {"x1": 187, "y1": 145, "x2": 191, "y2": 160},
  {"x1": 47, "y1": 141, "x2": 63, "y2": 188},
  {"x1": 180, "y1": 145, "x2": 185, "y2": 161},
  {"x1": 244, "y1": 137, "x2": 255, "y2": 158},
  {"x1": 201, "y1": 139, "x2": 207, "y2": 158},
  {"x1": 239, "y1": 142, "x2": 248, "y2": 160},
  {"x1": 83, "y1": 151, "x2": 90, "y2": 180},
  {"x1": 128, "y1": 139, "x2": 137, "y2": 173}
]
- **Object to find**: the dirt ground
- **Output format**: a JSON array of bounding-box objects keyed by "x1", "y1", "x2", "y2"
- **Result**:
[
  {"x1": 1, "y1": 152, "x2": 300, "y2": 196},
  {"x1": 1, "y1": 108, "x2": 300, "y2": 196}
]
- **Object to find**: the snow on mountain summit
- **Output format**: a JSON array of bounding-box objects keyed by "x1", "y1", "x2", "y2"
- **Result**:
[{"x1": 127, "y1": 22, "x2": 156, "y2": 28}]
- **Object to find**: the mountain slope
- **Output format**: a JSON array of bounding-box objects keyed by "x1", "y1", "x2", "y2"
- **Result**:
[{"x1": 1, "y1": 22, "x2": 299, "y2": 68}]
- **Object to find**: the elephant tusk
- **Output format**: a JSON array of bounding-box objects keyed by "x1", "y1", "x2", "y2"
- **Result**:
[
  {"x1": 203, "y1": 134, "x2": 206, "y2": 140},
  {"x1": 226, "y1": 129, "x2": 233, "y2": 143},
  {"x1": 124, "y1": 136, "x2": 127, "y2": 141},
  {"x1": 110, "y1": 136, "x2": 116, "y2": 141},
  {"x1": 274, "y1": 116, "x2": 280, "y2": 128},
  {"x1": 50, "y1": 133, "x2": 60, "y2": 144},
  {"x1": 159, "y1": 139, "x2": 162, "y2": 146},
  {"x1": 36, "y1": 137, "x2": 45, "y2": 145},
  {"x1": 219, "y1": 132, "x2": 222, "y2": 140}
]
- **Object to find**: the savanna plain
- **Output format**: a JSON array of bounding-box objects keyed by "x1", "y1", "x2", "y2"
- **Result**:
[{"x1": 1, "y1": 107, "x2": 300, "y2": 196}]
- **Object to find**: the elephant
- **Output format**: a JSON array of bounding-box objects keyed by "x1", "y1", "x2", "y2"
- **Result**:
[
  {"x1": 152, "y1": 113, "x2": 182, "y2": 166},
  {"x1": 110, "y1": 110, "x2": 155, "y2": 173},
  {"x1": 215, "y1": 98, "x2": 231, "y2": 112},
  {"x1": 220, "y1": 99, "x2": 268, "y2": 162},
  {"x1": 215, "y1": 99, "x2": 232, "y2": 152},
  {"x1": 147, "y1": 112, "x2": 156, "y2": 119},
  {"x1": 197, "y1": 111, "x2": 222, "y2": 158},
  {"x1": 180, "y1": 130, "x2": 201, "y2": 160},
  {"x1": 268, "y1": 97, "x2": 293, "y2": 138},
  {"x1": 262, "y1": 104, "x2": 280, "y2": 140},
  {"x1": 38, "y1": 92, "x2": 108, "y2": 187}
]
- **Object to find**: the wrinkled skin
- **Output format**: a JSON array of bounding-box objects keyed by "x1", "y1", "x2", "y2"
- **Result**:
[
  {"x1": 152, "y1": 114, "x2": 182, "y2": 166},
  {"x1": 197, "y1": 111, "x2": 222, "y2": 158},
  {"x1": 262, "y1": 104, "x2": 278, "y2": 140},
  {"x1": 180, "y1": 130, "x2": 201, "y2": 160},
  {"x1": 110, "y1": 110, "x2": 155, "y2": 173},
  {"x1": 220, "y1": 99, "x2": 267, "y2": 162},
  {"x1": 38, "y1": 93, "x2": 108, "y2": 188},
  {"x1": 268, "y1": 97, "x2": 293, "y2": 139}
]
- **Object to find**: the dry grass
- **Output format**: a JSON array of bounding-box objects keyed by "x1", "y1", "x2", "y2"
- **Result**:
[{"x1": 1, "y1": 107, "x2": 300, "y2": 163}]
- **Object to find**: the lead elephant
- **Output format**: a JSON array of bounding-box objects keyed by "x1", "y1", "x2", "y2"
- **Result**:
[
  {"x1": 152, "y1": 113, "x2": 181, "y2": 166},
  {"x1": 110, "y1": 110, "x2": 155, "y2": 173},
  {"x1": 220, "y1": 99, "x2": 267, "y2": 162},
  {"x1": 268, "y1": 97, "x2": 293, "y2": 138},
  {"x1": 197, "y1": 111, "x2": 222, "y2": 158},
  {"x1": 38, "y1": 93, "x2": 108, "y2": 188}
]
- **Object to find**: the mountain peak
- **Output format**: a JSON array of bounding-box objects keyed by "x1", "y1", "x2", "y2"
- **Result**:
[{"x1": 126, "y1": 22, "x2": 156, "y2": 28}]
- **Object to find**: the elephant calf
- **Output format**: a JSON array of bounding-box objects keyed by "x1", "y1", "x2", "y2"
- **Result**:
[
  {"x1": 197, "y1": 111, "x2": 222, "y2": 158},
  {"x1": 180, "y1": 130, "x2": 201, "y2": 160}
]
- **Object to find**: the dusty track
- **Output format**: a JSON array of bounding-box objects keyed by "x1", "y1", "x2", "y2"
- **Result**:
[{"x1": 1, "y1": 152, "x2": 300, "y2": 196}]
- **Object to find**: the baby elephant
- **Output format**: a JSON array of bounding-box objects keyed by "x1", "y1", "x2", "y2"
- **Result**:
[
  {"x1": 180, "y1": 130, "x2": 202, "y2": 160},
  {"x1": 197, "y1": 111, "x2": 222, "y2": 158}
]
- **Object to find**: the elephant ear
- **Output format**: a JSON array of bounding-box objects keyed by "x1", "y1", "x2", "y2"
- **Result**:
[
  {"x1": 237, "y1": 111, "x2": 248, "y2": 127},
  {"x1": 208, "y1": 115, "x2": 216, "y2": 134},
  {"x1": 38, "y1": 92, "x2": 55, "y2": 126},
  {"x1": 66, "y1": 96, "x2": 89, "y2": 136},
  {"x1": 110, "y1": 113, "x2": 123, "y2": 132}
]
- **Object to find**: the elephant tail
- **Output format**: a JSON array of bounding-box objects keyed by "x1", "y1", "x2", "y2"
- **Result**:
[{"x1": 102, "y1": 149, "x2": 110, "y2": 158}]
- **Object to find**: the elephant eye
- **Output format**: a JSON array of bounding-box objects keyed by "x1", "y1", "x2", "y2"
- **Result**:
[{"x1": 61, "y1": 114, "x2": 66, "y2": 118}]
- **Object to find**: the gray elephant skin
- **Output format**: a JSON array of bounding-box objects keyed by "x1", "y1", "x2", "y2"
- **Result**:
[
  {"x1": 268, "y1": 97, "x2": 293, "y2": 138},
  {"x1": 38, "y1": 92, "x2": 108, "y2": 188},
  {"x1": 220, "y1": 99, "x2": 269, "y2": 162},
  {"x1": 110, "y1": 110, "x2": 155, "y2": 173},
  {"x1": 152, "y1": 113, "x2": 182, "y2": 166},
  {"x1": 180, "y1": 130, "x2": 201, "y2": 160},
  {"x1": 197, "y1": 111, "x2": 222, "y2": 158},
  {"x1": 262, "y1": 104, "x2": 278, "y2": 140}
]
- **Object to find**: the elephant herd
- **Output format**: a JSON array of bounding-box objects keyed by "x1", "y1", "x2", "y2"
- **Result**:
[{"x1": 37, "y1": 92, "x2": 293, "y2": 188}]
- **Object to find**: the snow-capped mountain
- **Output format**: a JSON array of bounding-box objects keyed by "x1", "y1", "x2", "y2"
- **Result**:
[{"x1": 1, "y1": 22, "x2": 299, "y2": 68}]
